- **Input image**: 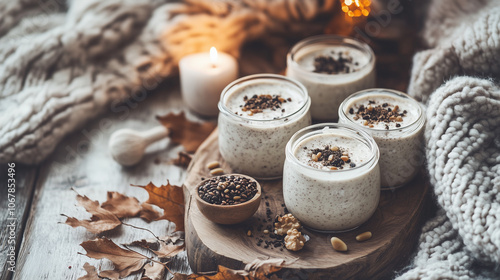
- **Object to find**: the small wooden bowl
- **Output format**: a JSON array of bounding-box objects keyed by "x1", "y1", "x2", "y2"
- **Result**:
[{"x1": 194, "y1": 174, "x2": 262, "y2": 225}]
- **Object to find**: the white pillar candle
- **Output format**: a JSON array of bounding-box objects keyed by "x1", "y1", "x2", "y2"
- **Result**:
[{"x1": 179, "y1": 47, "x2": 238, "y2": 117}]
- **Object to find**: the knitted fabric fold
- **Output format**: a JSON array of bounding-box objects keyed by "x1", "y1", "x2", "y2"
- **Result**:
[
  {"x1": 0, "y1": 0, "x2": 336, "y2": 164},
  {"x1": 397, "y1": 0, "x2": 500, "y2": 278}
]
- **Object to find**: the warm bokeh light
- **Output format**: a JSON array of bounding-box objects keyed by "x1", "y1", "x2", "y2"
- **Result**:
[{"x1": 342, "y1": 0, "x2": 371, "y2": 17}]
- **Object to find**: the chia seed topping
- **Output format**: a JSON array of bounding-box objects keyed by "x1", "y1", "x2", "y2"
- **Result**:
[
  {"x1": 240, "y1": 94, "x2": 291, "y2": 116},
  {"x1": 308, "y1": 146, "x2": 355, "y2": 169},
  {"x1": 313, "y1": 51, "x2": 360, "y2": 74},
  {"x1": 349, "y1": 101, "x2": 407, "y2": 129}
]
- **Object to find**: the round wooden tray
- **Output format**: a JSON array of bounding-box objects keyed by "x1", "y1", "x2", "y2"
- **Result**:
[{"x1": 183, "y1": 129, "x2": 430, "y2": 279}]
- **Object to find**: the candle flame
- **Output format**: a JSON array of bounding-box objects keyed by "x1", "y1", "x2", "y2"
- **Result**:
[
  {"x1": 210, "y1": 47, "x2": 218, "y2": 67},
  {"x1": 342, "y1": 0, "x2": 370, "y2": 17}
]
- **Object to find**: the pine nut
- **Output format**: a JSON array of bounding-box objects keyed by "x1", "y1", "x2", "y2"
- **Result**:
[
  {"x1": 331, "y1": 146, "x2": 339, "y2": 151},
  {"x1": 263, "y1": 230, "x2": 269, "y2": 234},
  {"x1": 206, "y1": 161, "x2": 220, "y2": 170},
  {"x1": 210, "y1": 168, "x2": 224, "y2": 175},
  {"x1": 330, "y1": 167, "x2": 338, "y2": 170},
  {"x1": 233, "y1": 196, "x2": 241, "y2": 200},
  {"x1": 247, "y1": 230, "x2": 252, "y2": 237},
  {"x1": 312, "y1": 154, "x2": 318, "y2": 162},
  {"x1": 356, "y1": 231, "x2": 372, "y2": 242},
  {"x1": 328, "y1": 155, "x2": 334, "y2": 161},
  {"x1": 341, "y1": 156, "x2": 349, "y2": 162},
  {"x1": 331, "y1": 237, "x2": 347, "y2": 252}
]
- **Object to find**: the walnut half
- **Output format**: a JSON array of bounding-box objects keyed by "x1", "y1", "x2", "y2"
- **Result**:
[
  {"x1": 274, "y1": 213, "x2": 301, "y2": 236},
  {"x1": 284, "y1": 229, "x2": 306, "y2": 251}
]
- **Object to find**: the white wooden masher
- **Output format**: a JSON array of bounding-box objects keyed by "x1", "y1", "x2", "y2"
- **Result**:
[{"x1": 108, "y1": 126, "x2": 169, "y2": 166}]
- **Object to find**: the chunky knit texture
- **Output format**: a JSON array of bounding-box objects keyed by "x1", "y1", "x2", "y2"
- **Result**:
[
  {"x1": 0, "y1": 0, "x2": 336, "y2": 164},
  {"x1": 397, "y1": 0, "x2": 500, "y2": 278}
]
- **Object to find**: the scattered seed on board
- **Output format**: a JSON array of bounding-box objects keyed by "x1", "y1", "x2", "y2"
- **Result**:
[
  {"x1": 356, "y1": 231, "x2": 372, "y2": 242},
  {"x1": 331, "y1": 237, "x2": 347, "y2": 252},
  {"x1": 247, "y1": 230, "x2": 252, "y2": 237},
  {"x1": 210, "y1": 168, "x2": 224, "y2": 175},
  {"x1": 206, "y1": 161, "x2": 220, "y2": 170}
]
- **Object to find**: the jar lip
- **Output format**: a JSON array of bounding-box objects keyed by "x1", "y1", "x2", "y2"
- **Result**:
[
  {"x1": 218, "y1": 73, "x2": 311, "y2": 122},
  {"x1": 339, "y1": 88, "x2": 425, "y2": 132},
  {"x1": 286, "y1": 123, "x2": 379, "y2": 173},
  {"x1": 287, "y1": 34, "x2": 375, "y2": 78}
]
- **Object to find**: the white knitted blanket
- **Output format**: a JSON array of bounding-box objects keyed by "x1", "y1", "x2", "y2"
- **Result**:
[
  {"x1": 397, "y1": 0, "x2": 500, "y2": 278},
  {"x1": 0, "y1": 0, "x2": 335, "y2": 164}
]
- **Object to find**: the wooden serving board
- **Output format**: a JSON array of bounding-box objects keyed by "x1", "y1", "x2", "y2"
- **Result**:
[{"x1": 183, "y1": 128, "x2": 430, "y2": 279}]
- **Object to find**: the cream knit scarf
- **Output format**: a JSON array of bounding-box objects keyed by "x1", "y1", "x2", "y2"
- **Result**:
[
  {"x1": 396, "y1": 0, "x2": 500, "y2": 278},
  {"x1": 0, "y1": 0, "x2": 335, "y2": 164}
]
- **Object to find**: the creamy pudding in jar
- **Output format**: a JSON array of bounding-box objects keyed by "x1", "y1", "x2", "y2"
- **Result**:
[
  {"x1": 339, "y1": 89, "x2": 425, "y2": 189},
  {"x1": 218, "y1": 74, "x2": 311, "y2": 179},
  {"x1": 283, "y1": 123, "x2": 380, "y2": 232},
  {"x1": 287, "y1": 35, "x2": 375, "y2": 121}
]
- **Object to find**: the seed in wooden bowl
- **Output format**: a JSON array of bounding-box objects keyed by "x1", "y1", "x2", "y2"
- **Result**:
[
  {"x1": 210, "y1": 167, "x2": 224, "y2": 176},
  {"x1": 206, "y1": 161, "x2": 220, "y2": 170},
  {"x1": 356, "y1": 231, "x2": 372, "y2": 242},
  {"x1": 197, "y1": 175, "x2": 258, "y2": 205},
  {"x1": 331, "y1": 237, "x2": 347, "y2": 252}
]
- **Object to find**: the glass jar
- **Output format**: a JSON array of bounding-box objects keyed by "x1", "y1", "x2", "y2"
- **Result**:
[
  {"x1": 286, "y1": 35, "x2": 375, "y2": 121},
  {"x1": 283, "y1": 123, "x2": 380, "y2": 232},
  {"x1": 218, "y1": 74, "x2": 311, "y2": 179},
  {"x1": 339, "y1": 88, "x2": 425, "y2": 189}
]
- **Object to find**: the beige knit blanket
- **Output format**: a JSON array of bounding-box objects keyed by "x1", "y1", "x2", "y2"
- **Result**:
[
  {"x1": 396, "y1": 0, "x2": 500, "y2": 278},
  {"x1": 0, "y1": 0, "x2": 335, "y2": 164}
]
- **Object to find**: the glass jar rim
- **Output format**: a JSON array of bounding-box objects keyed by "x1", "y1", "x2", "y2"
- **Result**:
[
  {"x1": 287, "y1": 35, "x2": 375, "y2": 78},
  {"x1": 218, "y1": 73, "x2": 311, "y2": 122},
  {"x1": 285, "y1": 123, "x2": 379, "y2": 173},
  {"x1": 339, "y1": 88, "x2": 425, "y2": 132}
]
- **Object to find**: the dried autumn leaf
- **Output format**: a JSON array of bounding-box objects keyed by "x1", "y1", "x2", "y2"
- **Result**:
[
  {"x1": 62, "y1": 194, "x2": 121, "y2": 234},
  {"x1": 171, "y1": 151, "x2": 193, "y2": 168},
  {"x1": 171, "y1": 265, "x2": 249, "y2": 280},
  {"x1": 125, "y1": 232, "x2": 184, "y2": 253},
  {"x1": 171, "y1": 259, "x2": 285, "y2": 280},
  {"x1": 156, "y1": 112, "x2": 216, "y2": 152},
  {"x1": 101, "y1": 192, "x2": 142, "y2": 219},
  {"x1": 244, "y1": 258, "x2": 285, "y2": 278},
  {"x1": 141, "y1": 262, "x2": 166, "y2": 280},
  {"x1": 133, "y1": 181, "x2": 185, "y2": 231},
  {"x1": 99, "y1": 270, "x2": 120, "y2": 280},
  {"x1": 77, "y1": 263, "x2": 100, "y2": 280},
  {"x1": 139, "y1": 203, "x2": 162, "y2": 222},
  {"x1": 154, "y1": 242, "x2": 184, "y2": 259},
  {"x1": 80, "y1": 238, "x2": 148, "y2": 279}
]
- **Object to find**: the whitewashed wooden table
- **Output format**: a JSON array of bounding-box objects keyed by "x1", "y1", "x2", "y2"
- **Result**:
[{"x1": 0, "y1": 79, "x2": 201, "y2": 280}]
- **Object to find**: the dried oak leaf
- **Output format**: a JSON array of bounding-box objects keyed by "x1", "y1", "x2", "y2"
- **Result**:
[
  {"x1": 125, "y1": 232, "x2": 185, "y2": 259},
  {"x1": 133, "y1": 181, "x2": 185, "y2": 232},
  {"x1": 101, "y1": 191, "x2": 142, "y2": 219},
  {"x1": 141, "y1": 262, "x2": 166, "y2": 280},
  {"x1": 171, "y1": 259, "x2": 285, "y2": 280},
  {"x1": 80, "y1": 238, "x2": 148, "y2": 279},
  {"x1": 139, "y1": 203, "x2": 162, "y2": 222},
  {"x1": 62, "y1": 194, "x2": 121, "y2": 234},
  {"x1": 156, "y1": 112, "x2": 216, "y2": 153},
  {"x1": 77, "y1": 262, "x2": 100, "y2": 280},
  {"x1": 154, "y1": 242, "x2": 185, "y2": 259},
  {"x1": 171, "y1": 151, "x2": 193, "y2": 168}
]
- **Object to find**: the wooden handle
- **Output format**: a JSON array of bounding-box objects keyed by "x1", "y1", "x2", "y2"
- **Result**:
[{"x1": 142, "y1": 126, "x2": 169, "y2": 145}]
